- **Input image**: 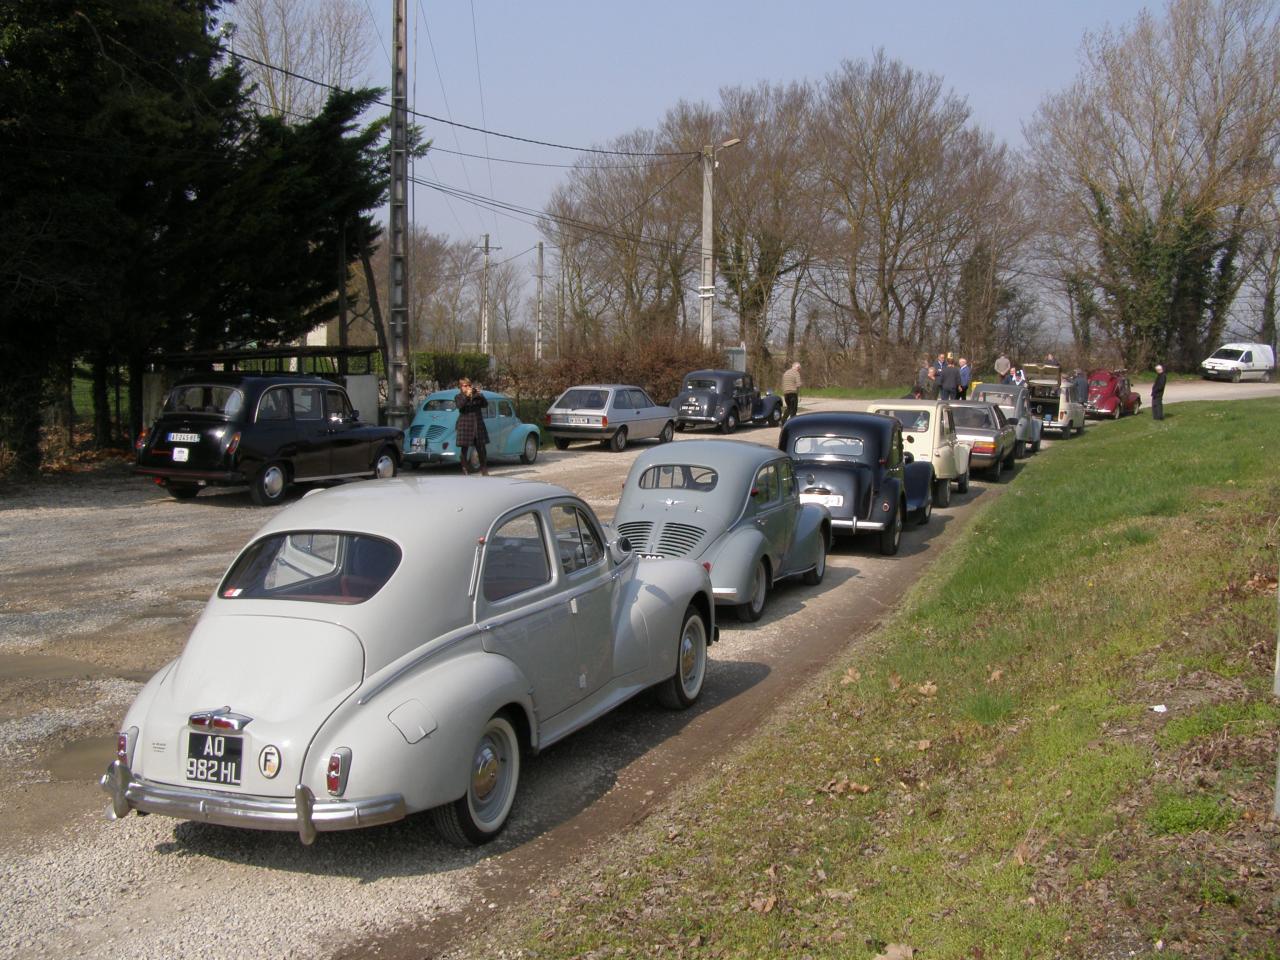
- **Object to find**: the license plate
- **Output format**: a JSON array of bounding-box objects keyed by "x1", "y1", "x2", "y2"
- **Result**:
[
  {"x1": 186, "y1": 732, "x2": 243, "y2": 785},
  {"x1": 1044, "y1": 416, "x2": 1053, "y2": 423},
  {"x1": 570, "y1": 416, "x2": 594, "y2": 425},
  {"x1": 800, "y1": 493, "x2": 844, "y2": 507},
  {"x1": 172, "y1": 447, "x2": 189, "y2": 462},
  {"x1": 169, "y1": 432, "x2": 200, "y2": 443}
]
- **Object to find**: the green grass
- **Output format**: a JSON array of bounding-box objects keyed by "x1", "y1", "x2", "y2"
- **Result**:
[{"x1": 502, "y1": 399, "x2": 1280, "y2": 959}]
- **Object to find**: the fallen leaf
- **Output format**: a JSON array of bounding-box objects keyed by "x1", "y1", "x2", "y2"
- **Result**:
[
  {"x1": 690, "y1": 934, "x2": 703, "y2": 948},
  {"x1": 916, "y1": 739, "x2": 932, "y2": 752},
  {"x1": 823, "y1": 887, "x2": 855, "y2": 901},
  {"x1": 873, "y1": 945, "x2": 916, "y2": 960},
  {"x1": 888, "y1": 673, "x2": 902, "y2": 691},
  {"x1": 849, "y1": 782, "x2": 871, "y2": 794},
  {"x1": 917, "y1": 681, "x2": 937, "y2": 696},
  {"x1": 749, "y1": 895, "x2": 777, "y2": 913},
  {"x1": 988, "y1": 668, "x2": 1004, "y2": 683},
  {"x1": 841, "y1": 667, "x2": 862, "y2": 685},
  {"x1": 765, "y1": 864, "x2": 778, "y2": 880}
]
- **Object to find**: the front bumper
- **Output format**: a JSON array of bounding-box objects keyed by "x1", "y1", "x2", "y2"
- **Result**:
[
  {"x1": 1040, "y1": 420, "x2": 1072, "y2": 435},
  {"x1": 676, "y1": 413, "x2": 722, "y2": 426},
  {"x1": 1200, "y1": 367, "x2": 1235, "y2": 381},
  {"x1": 101, "y1": 759, "x2": 406, "y2": 845}
]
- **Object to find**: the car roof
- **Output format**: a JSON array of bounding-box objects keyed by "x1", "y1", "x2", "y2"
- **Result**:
[
  {"x1": 425, "y1": 389, "x2": 506, "y2": 402},
  {"x1": 628, "y1": 438, "x2": 783, "y2": 477},
  {"x1": 559, "y1": 383, "x2": 641, "y2": 392},
  {"x1": 683, "y1": 369, "x2": 742, "y2": 380},
  {"x1": 780, "y1": 411, "x2": 896, "y2": 444},
  {"x1": 867, "y1": 399, "x2": 947, "y2": 411},
  {"x1": 173, "y1": 372, "x2": 331, "y2": 387}
]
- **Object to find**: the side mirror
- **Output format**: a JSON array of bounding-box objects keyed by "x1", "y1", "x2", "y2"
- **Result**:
[
  {"x1": 350, "y1": 409, "x2": 361, "y2": 421},
  {"x1": 903, "y1": 451, "x2": 914, "y2": 463},
  {"x1": 608, "y1": 536, "x2": 633, "y2": 565}
]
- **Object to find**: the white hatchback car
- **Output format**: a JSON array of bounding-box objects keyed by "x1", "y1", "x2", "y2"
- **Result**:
[
  {"x1": 544, "y1": 384, "x2": 676, "y2": 452},
  {"x1": 102, "y1": 477, "x2": 715, "y2": 846}
]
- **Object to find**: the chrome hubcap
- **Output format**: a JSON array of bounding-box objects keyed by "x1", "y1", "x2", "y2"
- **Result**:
[
  {"x1": 375, "y1": 454, "x2": 395, "y2": 478},
  {"x1": 472, "y1": 741, "x2": 500, "y2": 803},
  {"x1": 679, "y1": 619, "x2": 705, "y2": 693},
  {"x1": 262, "y1": 466, "x2": 284, "y2": 498}
]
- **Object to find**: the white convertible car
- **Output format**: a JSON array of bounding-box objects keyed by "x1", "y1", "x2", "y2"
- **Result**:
[{"x1": 102, "y1": 477, "x2": 715, "y2": 845}]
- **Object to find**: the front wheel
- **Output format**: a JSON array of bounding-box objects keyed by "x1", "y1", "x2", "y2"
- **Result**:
[
  {"x1": 656, "y1": 605, "x2": 708, "y2": 709},
  {"x1": 373, "y1": 445, "x2": 398, "y2": 479},
  {"x1": 519, "y1": 434, "x2": 539, "y2": 464},
  {"x1": 1112, "y1": 405, "x2": 1121, "y2": 420},
  {"x1": 735, "y1": 559, "x2": 769, "y2": 622},
  {"x1": 608, "y1": 427, "x2": 628, "y2": 452},
  {"x1": 1014, "y1": 440, "x2": 1027, "y2": 460},
  {"x1": 250, "y1": 461, "x2": 289, "y2": 506},
  {"x1": 168, "y1": 484, "x2": 199, "y2": 500},
  {"x1": 553, "y1": 437, "x2": 571, "y2": 451},
  {"x1": 431, "y1": 714, "x2": 521, "y2": 846},
  {"x1": 658, "y1": 422, "x2": 674, "y2": 444},
  {"x1": 917, "y1": 485, "x2": 933, "y2": 525},
  {"x1": 1032, "y1": 437, "x2": 1042, "y2": 454},
  {"x1": 878, "y1": 503, "x2": 903, "y2": 556}
]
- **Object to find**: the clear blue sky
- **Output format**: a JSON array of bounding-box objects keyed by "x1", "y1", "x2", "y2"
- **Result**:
[{"x1": 363, "y1": 0, "x2": 1156, "y2": 281}]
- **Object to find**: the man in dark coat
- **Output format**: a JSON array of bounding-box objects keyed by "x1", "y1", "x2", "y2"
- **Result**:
[
  {"x1": 1151, "y1": 364, "x2": 1167, "y2": 420},
  {"x1": 455, "y1": 378, "x2": 490, "y2": 474},
  {"x1": 1073, "y1": 369, "x2": 1088, "y2": 405},
  {"x1": 938, "y1": 358, "x2": 961, "y2": 400}
]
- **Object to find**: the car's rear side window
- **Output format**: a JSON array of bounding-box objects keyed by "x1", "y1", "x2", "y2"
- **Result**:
[
  {"x1": 257, "y1": 387, "x2": 291, "y2": 421},
  {"x1": 292, "y1": 386, "x2": 323, "y2": 421},
  {"x1": 483, "y1": 512, "x2": 552, "y2": 603},
  {"x1": 879, "y1": 409, "x2": 931, "y2": 432},
  {"x1": 636, "y1": 464, "x2": 718, "y2": 491},
  {"x1": 164, "y1": 385, "x2": 244, "y2": 418},
  {"x1": 220, "y1": 532, "x2": 400, "y2": 605},
  {"x1": 551, "y1": 504, "x2": 604, "y2": 574}
]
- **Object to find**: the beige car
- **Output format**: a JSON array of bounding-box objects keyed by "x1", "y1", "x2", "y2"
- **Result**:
[
  {"x1": 1022, "y1": 364, "x2": 1085, "y2": 437},
  {"x1": 866, "y1": 400, "x2": 971, "y2": 506}
]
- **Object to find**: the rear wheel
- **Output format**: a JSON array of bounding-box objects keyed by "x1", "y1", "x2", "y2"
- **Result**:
[
  {"x1": 878, "y1": 503, "x2": 903, "y2": 556},
  {"x1": 720, "y1": 410, "x2": 739, "y2": 434},
  {"x1": 168, "y1": 484, "x2": 199, "y2": 500},
  {"x1": 519, "y1": 434, "x2": 539, "y2": 464},
  {"x1": 658, "y1": 422, "x2": 674, "y2": 443},
  {"x1": 674, "y1": 421, "x2": 687, "y2": 432},
  {"x1": 989, "y1": 455, "x2": 1003, "y2": 481},
  {"x1": 1014, "y1": 440, "x2": 1027, "y2": 460},
  {"x1": 608, "y1": 427, "x2": 628, "y2": 452},
  {"x1": 957, "y1": 471, "x2": 970, "y2": 494},
  {"x1": 431, "y1": 714, "x2": 521, "y2": 847},
  {"x1": 917, "y1": 485, "x2": 933, "y2": 525},
  {"x1": 935, "y1": 475, "x2": 952, "y2": 507},
  {"x1": 1112, "y1": 405, "x2": 1121, "y2": 420},
  {"x1": 767, "y1": 406, "x2": 782, "y2": 426},
  {"x1": 1032, "y1": 437, "x2": 1042, "y2": 454},
  {"x1": 553, "y1": 437, "x2": 571, "y2": 451},
  {"x1": 250, "y1": 461, "x2": 289, "y2": 506},
  {"x1": 802, "y1": 538, "x2": 827, "y2": 585},
  {"x1": 735, "y1": 559, "x2": 768, "y2": 622},
  {"x1": 656, "y1": 606, "x2": 708, "y2": 709}
]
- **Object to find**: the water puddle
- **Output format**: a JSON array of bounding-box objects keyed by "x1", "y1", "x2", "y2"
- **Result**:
[{"x1": 43, "y1": 735, "x2": 117, "y2": 781}]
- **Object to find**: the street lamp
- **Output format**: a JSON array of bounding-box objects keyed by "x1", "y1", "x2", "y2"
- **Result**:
[{"x1": 699, "y1": 136, "x2": 741, "y2": 349}]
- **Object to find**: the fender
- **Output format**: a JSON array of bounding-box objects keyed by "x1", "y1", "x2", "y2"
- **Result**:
[
  {"x1": 310, "y1": 645, "x2": 535, "y2": 813},
  {"x1": 701, "y1": 525, "x2": 771, "y2": 597},
  {"x1": 785, "y1": 502, "x2": 830, "y2": 573},
  {"x1": 508, "y1": 423, "x2": 540, "y2": 457},
  {"x1": 901, "y1": 464, "x2": 932, "y2": 513},
  {"x1": 752, "y1": 394, "x2": 783, "y2": 421},
  {"x1": 953, "y1": 443, "x2": 971, "y2": 478}
]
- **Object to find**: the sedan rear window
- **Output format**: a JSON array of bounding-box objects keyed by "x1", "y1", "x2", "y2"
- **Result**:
[
  {"x1": 684, "y1": 379, "x2": 718, "y2": 392},
  {"x1": 791, "y1": 436, "x2": 866, "y2": 460},
  {"x1": 636, "y1": 464, "x2": 718, "y2": 492},
  {"x1": 164, "y1": 385, "x2": 244, "y2": 418},
  {"x1": 553, "y1": 389, "x2": 610, "y2": 410},
  {"x1": 952, "y1": 407, "x2": 996, "y2": 429},
  {"x1": 220, "y1": 533, "x2": 401, "y2": 605}
]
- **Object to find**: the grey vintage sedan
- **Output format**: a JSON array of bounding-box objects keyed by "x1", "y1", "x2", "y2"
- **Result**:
[
  {"x1": 969, "y1": 383, "x2": 1043, "y2": 457},
  {"x1": 949, "y1": 401, "x2": 1017, "y2": 479},
  {"x1": 544, "y1": 384, "x2": 675, "y2": 452},
  {"x1": 102, "y1": 477, "x2": 715, "y2": 846},
  {"x1": 613, "y1": 440, "x2": 830, "y2": 622}
]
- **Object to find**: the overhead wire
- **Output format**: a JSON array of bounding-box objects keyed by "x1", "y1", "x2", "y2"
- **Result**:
[{"x1": 467, "y1": 0, "x2": 501, "y2": 244}]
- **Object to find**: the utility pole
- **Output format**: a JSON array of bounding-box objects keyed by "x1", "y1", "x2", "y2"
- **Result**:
[
  {"x1": 698, "y1": 137, "x2": 741, "y2": 349},
  {"x1": 386, "y1": 0, "x2": 410, "y2": 426},
  {"x1": 479, "y1": 233, "x2": 490, "y2": 357},
  {"x1": 536, "y1": 241, "x2": 545, "y2": 361},
  {"x1": 558, "y1": 259, "x2": 565, "y2": 357}
]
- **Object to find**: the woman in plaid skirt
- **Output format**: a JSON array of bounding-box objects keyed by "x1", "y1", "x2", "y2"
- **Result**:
[{"x1": 455, "y1": 378, "x2": 490, "y2": 475}]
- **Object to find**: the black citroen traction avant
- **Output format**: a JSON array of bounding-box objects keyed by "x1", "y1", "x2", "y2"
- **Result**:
[
  {"x1": 779, "y1": 411, "x2": 935, "y2": 556},
  {"x1": 134, "y1": 373, "x2": 403, "y2": 505}
]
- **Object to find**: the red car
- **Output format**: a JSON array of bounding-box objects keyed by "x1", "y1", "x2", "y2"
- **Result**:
[{"x1": 1084, "y1": 369, "x2": 1141, "y2": 419}]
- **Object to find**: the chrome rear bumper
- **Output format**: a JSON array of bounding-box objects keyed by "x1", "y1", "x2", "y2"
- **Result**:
[{"x1": 101, "y1": 760, "x2": 406, "y2": 845}]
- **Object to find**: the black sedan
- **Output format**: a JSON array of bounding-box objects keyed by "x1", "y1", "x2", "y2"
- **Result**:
[
  {"x1": 779, "y1": 412, "x2": 934, "y2": 555},
  {"x1": 135, "y1": 373, "x2": 403, "y2": 504}
]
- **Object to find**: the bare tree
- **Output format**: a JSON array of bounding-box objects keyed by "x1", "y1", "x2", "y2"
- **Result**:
[{"x1": 232, "y1": 0, "x2": 376, "y2": 117}]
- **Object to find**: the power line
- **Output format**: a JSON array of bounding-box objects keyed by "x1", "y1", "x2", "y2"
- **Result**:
[
  {"x1": 468, "y1": 0, "x2": 501, "y2": 244},
  {"x1": 230, "y1": 50, "x2": 699, "y2": 159}
]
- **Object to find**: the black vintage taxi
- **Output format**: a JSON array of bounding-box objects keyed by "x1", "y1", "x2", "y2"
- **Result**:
[{"x1": 135, "y1": 373, "x2": 403, "y2": 504}]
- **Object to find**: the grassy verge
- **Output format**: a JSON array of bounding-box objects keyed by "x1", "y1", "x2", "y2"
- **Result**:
[{"x1": 503, "y1": 400, "x2": 1280, "y2": 960}]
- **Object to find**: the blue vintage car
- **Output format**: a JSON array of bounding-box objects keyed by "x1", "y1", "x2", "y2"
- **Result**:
[
  {"x1": 613, "y1": 440, "x2": 830, "y2": 622},
  {"x1": 403, "y1": 390, "x2": 541, "y2": 469}
]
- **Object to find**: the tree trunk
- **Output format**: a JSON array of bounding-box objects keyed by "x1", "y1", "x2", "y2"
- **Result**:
[{"x1": 92, "y1": 355, "x2": 111, "y2": 449}]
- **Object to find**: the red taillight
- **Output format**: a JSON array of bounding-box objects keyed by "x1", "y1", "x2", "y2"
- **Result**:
[
  {"x1": 211, "y1": 715, "x2": 236, "y2": 730},
  {"x1": 974, "y1": 442, "x2": 995, "y2": 455},
  {"x1": 702, "y1": 561, "x2": 712, "y2": 572},
  {"x1": 189, "y1": 714, "x2": 210, "y2": 727},
  {"x1": 116, "y1": 733, "x2": 129, "y2": 760},
  {"x1": 326, "y1": 748, "x2": 351, "y2": 796},
  {"x1": 135, "y1": 428, "x2": 149, "y2": 452},
  {"x1": 601, "y1": 416, "x2": 608, "y2": 428},
  {"x1": 226, "y1": 431, "x2": 241, "y2": 455},
  {"x1": 544, "y1": 413, "x2": 552, "y2": 425}
]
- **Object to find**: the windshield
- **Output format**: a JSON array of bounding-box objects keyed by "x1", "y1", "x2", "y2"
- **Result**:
[
  {"x1": 636, "y1": 464, "x2": 718, "y2": 492},
  {"x1": 878, "y1": 409, "x2": 931, "y2": 432},
  {"x1": 220, "y1": 532, "x2": 401, "y2": 605},
  {"x1": 1089, "y1": 378, "x2": 1111, "y2": 388},
  {"x1": 424, "y1": 398, "x2": 458, "y2": 412},
  {"x1": 952, "y1": 407, "x2": 995, "y2": 429},
  {"x1": 164, "y1": 384, "x2": 244, "y2": 418},
  {"x1": 1210, "y1": 348, "x2": 1244, "y2": 361},
  {"x1": 791, "y1": 435, "x2": 866, "y2": 461},
  {"x1": 683, "y1": 378, "x2": 718, "y2": 392},
  {"x1": 553, "y1": 388, "x2": 610, "y2": 410}
]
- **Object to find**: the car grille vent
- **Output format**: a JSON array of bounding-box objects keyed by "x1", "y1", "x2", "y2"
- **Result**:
[
  {"x1": 615, "y1": 521, "x2": 653, "y2": 552},
  {"x1": 424, "y1": 425, "x2": 447, "y2": 441},
  {"x1": 409, "y1": 425, "x2": 424, "y2": 439},
  {"x1": 656, "y1": 522, "x2": 705, "y2": 558}
]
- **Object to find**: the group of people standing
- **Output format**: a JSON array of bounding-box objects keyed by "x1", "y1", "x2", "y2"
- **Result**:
[{"x1": 913, "y1": 354, "x2": 972, "y2": 400}]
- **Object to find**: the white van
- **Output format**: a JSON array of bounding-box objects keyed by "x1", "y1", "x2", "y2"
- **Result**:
[{"x1": 1200, "y1": 342, "x2": 1275, "y2": 382}]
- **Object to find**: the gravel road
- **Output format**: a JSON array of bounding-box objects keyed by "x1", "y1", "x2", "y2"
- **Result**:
[{"x1": 1, "y1": 379, "x2": 1272, "y2": 960}]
